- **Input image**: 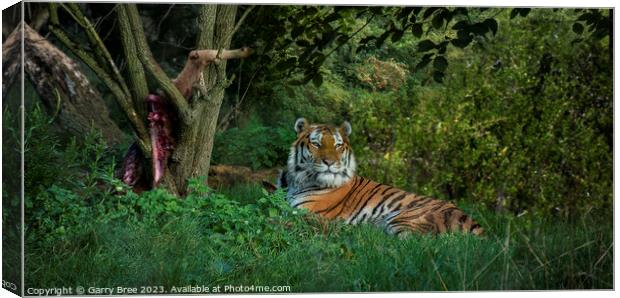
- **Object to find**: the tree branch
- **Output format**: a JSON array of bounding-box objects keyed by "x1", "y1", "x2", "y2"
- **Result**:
[
  {"x1": 219, "y1": 5, "x2": 254, "y2": 54},
  {"x1": 124, "y1": 4, "x2": 191, "y2": 122},
  {"x1": 5, "y1": 23, "x2": 125, "y2": 144},
  {"x1": 172, "y1": 47, "x2": 252, "y2": 99},
  {"x1": 62, "y1": 3, "x2": 131, "y2": 97},
  {"x1": 196, "y1": 5, "x2": 217, "y2": 50},
  {"x1": 48, "y1": 3, "x2": 151, "y2": 154},
  {"x1": 116, "y1": 5, "x2": 148, "y2": 118}
]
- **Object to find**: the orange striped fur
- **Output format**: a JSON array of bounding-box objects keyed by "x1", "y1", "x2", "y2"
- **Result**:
[{"x1": 281, "y1": 118, "x2": 484, "y2": 237}]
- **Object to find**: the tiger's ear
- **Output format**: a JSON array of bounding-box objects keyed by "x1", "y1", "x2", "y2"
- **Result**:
[
  {"x1": 294, "y1": 118, "x2": 308, "y2": 134},
  {"x1": 341, "y1": 121, "x2": 352, "y2": 136}
]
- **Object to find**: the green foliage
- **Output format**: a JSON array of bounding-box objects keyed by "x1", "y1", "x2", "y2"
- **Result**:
[
  {"x1": 236, "y1": 6, "x2": 504, "y2": 92},
  {"x1": 242, "y1": 8, "x2": 612, "y2": 218},
  {"x1": 25, "y1": 183, "x2": 612, "y2": 290},
  {"x1": 20, "y1": 109, "x2": 303, "y2": 247},
  {"x1": 19, "y1": 85, "x2": 612, "y2": 290},
  {"x1": 20, "y1": 104, "x2": 123, "y2": 245},
  {"x1": 23, "y1": 104, "x2": 64, "y2": 194},
  {"x1": 212, "y1": 117, "x2": 296, "y2": 170},
  {"x1": 382, "y1": 9, "x2": 613, "y2": 217},
  {"x1": 27, "y1": 175, "x2": 307, "y2": 246},
  {"x1": 2, "y1": 102, "x2": 22, "y2": 291},
  {"x1": 21, "y1": 104, "x2": 118, "y2": 198},
  {"x1": 2, "y1": 105, "x2": 20, "y2": 198},
  {"x1": 16, "y1": 6, "x2": 613, "y2": 292}
]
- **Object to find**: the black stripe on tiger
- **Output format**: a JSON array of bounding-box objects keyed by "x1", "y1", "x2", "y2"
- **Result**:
[
  {"x1": 317, "y1": 177, "x2": 366, "y2": 215},
  {"x1": 348, "y1": 183, "x2": 387, "y2": 224}
]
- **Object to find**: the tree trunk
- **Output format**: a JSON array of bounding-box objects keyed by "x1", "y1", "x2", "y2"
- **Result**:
[
  {"x1": 47, "y1": 3, "x2": 249, "y2": 195},
  {"x1": 2, "y1": 23, "x2": 125, "y2": 144},
  {"x1": 166, "y1": 5, "x2": 238, "y2": 194}
]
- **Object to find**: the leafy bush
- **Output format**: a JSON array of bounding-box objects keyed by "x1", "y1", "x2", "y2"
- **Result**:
[
  {"x1": 329, "y1": 9, "x2": 611, "y2": 218},
  {"x1": 25, "y1": 183, "x2": 613, "y2": 290},
  {"x1": 403, "y1": 9, "x2": 612, "y2": 217},
  {"x1": 27, "y1": 171, "x2": 308, "y2": 249},
  {"x1": 213, "y1": 116, "x2": 295, "y2": 170},
  {"x1": 20, "y1": 104, "x2": 123, "y2": 244},
  {"x1": 20, "y1": 104, "x2": 118, "y2": 198},
  {"x1": 16, "y1": 7, "x2": 613, "y2": 291}
]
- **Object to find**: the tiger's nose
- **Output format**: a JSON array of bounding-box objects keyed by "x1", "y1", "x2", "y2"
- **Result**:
[{"x1": 323, "y1": 159, "x2": 335, "y2": 166}]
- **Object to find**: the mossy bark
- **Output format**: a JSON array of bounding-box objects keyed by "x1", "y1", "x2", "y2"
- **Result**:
[
  {"x1": 2, "y1": 23, "x2": 125, "y2": 144},
  {"x1": 45, "y1": 3, "x2": 245, "y2": 195},
  {"x1": 165, "y1": 5, "x2": 238, "y2": 194}
]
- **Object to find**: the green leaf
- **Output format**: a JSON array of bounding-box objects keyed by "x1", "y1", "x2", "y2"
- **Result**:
[
  {"x1": 312, "y1": 73, "x2": 323, "y2": 87},
  {"x1": 411, "y1": 23, "x2": 423, "y2": 38},
  {"x1": 355, "y1": 43, "x2": 368, "y2": 54},
  {"x1": 510, "y1": 8, "x2": 531, "y2": 19},
  {"x1": 376, "y1": 31, "x2": 391, "y2": 48},
  {"x1": 391, "y1": 30, "x2": 404, "y2": 42},
  {"x1": 359, "y1": 35, "x2": 375, "y2": 45},
  {"x1": 284, "y1": 85, "x2": 296, "y2": 97},
  {"x1": 571, "y1": 37, "x2": 584, "y2": 45},
  {"x1": 310, "y1": 52, "x2": 326, "y2": 66},
  {"x1": 509, "y1": 9, "x2": 519, "y2": 19},
  {"x1": 483, "y1": 18, "x2": 498, "y2": 36},
  {"x1": 268, "y1": 208, "x2": 279, "y2": 217},
  {"x1": 423, "y1": 7, "x2": 439, "y2": 19},
  {"x1": 443, "y1": 11, "x2": 454, "y2": 26},
  {"x1": 451, "y1": 36, "x2": 472, "y2": 48},
  {"x1": 415, "y1": 53, "x2": 434, "y2": 70},
  {"x1": 417, "y1": 39, "x2": 436, "y2": 52},
  {"x1": 324, "y1": 12, "x2": 340, "y2": 23},
  {"x1": 572, "y1": 22, "x2": 584, "y2": 34},
  {"x1": 296, "y1": 39, "x2": 310, "y2": 47},
  {"x1": 577, "y1": 12, "x2": 593, "y2": 22},
  {"x1": 433, "y1": 70, "x2": 445, "y2": 83},
  {"x1": 519, "y1": 8, "x2": 531, "y2": 17},
  {"x1": 291, "y1": 26, "x2": 305, "y2": 38},
  {"x1": 452, "y1": 20, "x2": 469, "y2": 30},
  {"x1": 355, "y1": 8, "x2": 368, "y2": 18},
  {"x1": 275, "y1": 57, "x2": 297, "y2": 71},
  {"x1": 432, "y1": 14, "x2": 444, "y2": 29},
  {"x1": 433, "y1": 56, "x2": 448, "y2": 71},
  {"x1": 289, "y1": 79, "x2": 305, "y2": 86},
  {"x1": 437, "y1": 41, "x2": 449, "y2": 54},
  {"x1": 469, "y1": 23, "x2": 488, "y2": 35},
  {"x1": 409, "y1": 13, "x2": 417, "y2": 24},
  {"x1": 453, "y1": 7, "x2": 469, "y2": 16}
]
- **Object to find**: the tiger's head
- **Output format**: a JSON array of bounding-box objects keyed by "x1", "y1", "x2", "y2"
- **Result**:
[{"x1": 287, "y1": 118, "x2": 357, "y2": 189}]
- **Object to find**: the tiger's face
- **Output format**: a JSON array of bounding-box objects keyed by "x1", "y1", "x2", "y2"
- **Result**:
[{"x1": 287, "y1": 118, "x2": 357, "y2": 188}]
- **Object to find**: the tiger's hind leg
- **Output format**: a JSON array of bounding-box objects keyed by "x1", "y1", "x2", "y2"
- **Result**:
[
  {"x1": 390, "y1": 223, "x2": 436, "y2": 239},
  {"x1": 384, "y1": 215, "x2": 440, "y2": 238}
]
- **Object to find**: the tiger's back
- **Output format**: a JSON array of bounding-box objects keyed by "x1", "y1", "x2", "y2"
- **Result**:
[
  {"x1": 283, "y1": 117, "x2": 483, "y2": 237},
  {"x1": 289, "y1": 175, "x2": 483, "y2": 236}
]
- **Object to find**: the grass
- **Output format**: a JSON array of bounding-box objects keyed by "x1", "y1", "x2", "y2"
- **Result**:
[{"x1": 24, "y1": 183, "x2": 612, "y2": 292}]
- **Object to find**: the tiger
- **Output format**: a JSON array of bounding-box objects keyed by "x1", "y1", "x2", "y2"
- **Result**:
[{"x1": 275, "y1": 117, "x2": 484, "y2": 237}]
